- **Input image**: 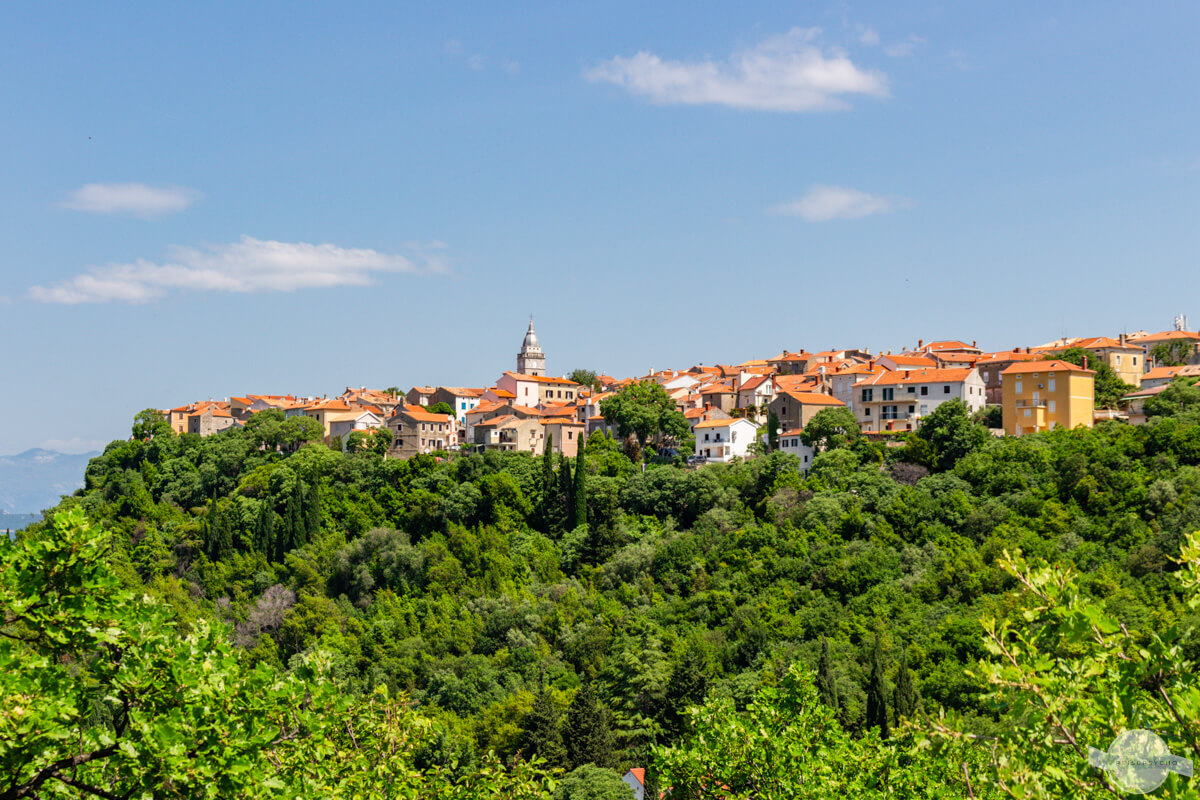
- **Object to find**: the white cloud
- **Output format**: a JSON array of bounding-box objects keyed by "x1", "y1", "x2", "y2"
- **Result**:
[
  {"x1": 884, "y1": 35, "x2": 926, "y2": 58},
  {"x1": 60, "y1": 183, "x2": 201, "y2": 218},
  {"x1": 858, "y1": 26, "x2": 880, "y2": 46},
  {"x1": 585, "y1": 27, "x2": 888, "y2": 112},
  {"x1": 467, "y1": 54, "x2": 486, "y2": 70},
  {"x1": 771, "y1": 185, "x2": 905, "y2": 222},
  {"x1": 29, "y1": 236, "x2": 445, "y2": 304},
  {"x1": 39, "y1": 437, "x2": 107, "y2": 454}
]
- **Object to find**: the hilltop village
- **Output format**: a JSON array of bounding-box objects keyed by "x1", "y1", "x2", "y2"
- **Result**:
[{"x1": 161, "y1": 318, "x2": 1200, "y2": 464}]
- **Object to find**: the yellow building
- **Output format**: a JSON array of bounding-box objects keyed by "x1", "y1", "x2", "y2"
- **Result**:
[
  {"x1": 1000, "y1": 360, "x2": 1095, "y2": 436},
  {"x1": 1045, "y1": 336, "x2": 1145, "y2": 387}
]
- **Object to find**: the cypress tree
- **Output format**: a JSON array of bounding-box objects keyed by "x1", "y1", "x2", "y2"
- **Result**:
[
  {"x1": 817, "y1": 637, "x2": 840, "y2": 713},
  {"x1": 256, "y1": 500, "x2": 274, "y2": 556},
  {"x1": 893, "y1": 643, "x2": 918, "y2": 721},
  {"x1": 541, "y1": 434, "x2": 554, "y2": 530},
  {"x1": 305, "y1": 475, "x2": 320, "y2": 541},
  {"x1": 562, "y1": 682, "x2": 615, "y2": 770},
  {"x1": 518, "y1": 681, "x2": 565, "y2": 768},
  {"x1": 573, "y1": 435, "x2": 587, "y2": 528},
  {"x1": 557, "y1": 457, "x2": 573, "y2": 531},
  {"x1": 865, "y1": 633, "x2": 890, "y2": 739}
]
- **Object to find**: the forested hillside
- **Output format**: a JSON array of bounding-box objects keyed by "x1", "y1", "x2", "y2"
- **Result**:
[{"x1": 5, "y1": 383, "x2": 1200, "y2": 798}]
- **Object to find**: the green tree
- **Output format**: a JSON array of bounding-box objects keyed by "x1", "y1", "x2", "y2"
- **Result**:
[
  {"x1": 915, "y1": 398, "x2": 990, "y2": 471},
  {"x1": 892, "y1": 644, "x2": 917, "y2": 721},
  {"x1": 1055, "y1": 347, "x2": 1136, "y2": 409},
  {"x1": 573, "y1": 439, "x2": 587, "y2": 528},
  {"x1": 428, "y1": 401, "x2": 455, "y2": 416},
  {"x1": 568, "y1": 369, "x2": 601, "y2": 393},
  {"x1": 766, "y1": 410, "x2": 781, "y2": 452},
  {"x1": 817, "y1": 637, "x2": 840, "y2": 713},
  {"x1": 599, "y1": 381, "x2": 689, "y2": 457},
  {"x1": 1151, "y1": 339, "x2": 1197, "y2": 367},
  {"x1": 131, "y1": 408, "x2": 172, "y2": 440},
  {"x1": 865, "y1": 633, "x2": 890, "y2": 739},
  {"x1": 557, "y1": 457, "x2": 574, "y2": 532},
  {"x1": 519, "y1": 682, "x2": 566, "y2": 768},
  {"x1": 563, "y1": 683, "x2": 615, "y2": 770},
  {"x1": 656, "y1": 663, "x2": 974, "y2": 798},
  {"x1": 555, "y1": 765, "x2": 631, "y2": 800},
  {"x1": 1144, "y1": 376, "x2": 1200, "y2": 420},
  {"x1": 932, "y1": 533, "x2": 1200, "y2": 798},
  {"x1": 800, "y1": 407, "x2": 861, "y2": 452}
]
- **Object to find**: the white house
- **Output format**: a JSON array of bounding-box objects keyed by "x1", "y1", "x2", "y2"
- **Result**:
[
  {"x1": 776, "y1": 429, "x2": 815, "y2": 470},
  {"x1": 623, "y1": 769, "x2": 646, "y2": 800},
  {"x1": 694, "y1": 417, "x2": 759, "y2": 462},
  {"x1": 328, "y1": 410, "x2": 383, "y2": 442},
  {"x1": 850, "y1": 368, "x2": 986, "y2": 433}
]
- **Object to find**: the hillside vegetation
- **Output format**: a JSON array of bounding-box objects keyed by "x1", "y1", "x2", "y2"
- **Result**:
[{"x1": 5, "y1": 385, "x2": 1200, "y2": 798}]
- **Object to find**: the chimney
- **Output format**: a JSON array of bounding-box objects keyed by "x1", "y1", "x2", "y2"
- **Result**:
[
  {"x1": 972, "y1": 340, "x2": 977, "y2": 348},
  {"x1": 918, "y1": 339, "x2": 924, "y2": 349},
  {"x1": 1119, "y1": 333, "x2": 1127, "y2": 345},
  {"x1": 1082, "y1": 355, "x2": 1088, "y2": 370},
  {"x1": 704, "y1": 402, "x2": 711, "y2": 411}
]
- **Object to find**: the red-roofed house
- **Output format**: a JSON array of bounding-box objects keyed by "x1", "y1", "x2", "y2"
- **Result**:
[
  {"x1": 851, "y1": 368, "x2": 985, "y2": 432},
  {"x1": 767, "y1": 390, "x2": 846, "y2": 433},
  {"x1": 694, "y1": 418, "x2": 759, "y2": 462}
]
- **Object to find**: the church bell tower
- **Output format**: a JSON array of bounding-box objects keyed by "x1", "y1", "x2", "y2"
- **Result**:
[{"x1": 517, "y1": 317, "x2": 546, "y2": 376}]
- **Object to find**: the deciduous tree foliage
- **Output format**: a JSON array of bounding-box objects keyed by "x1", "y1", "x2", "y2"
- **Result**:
[{"x1": 12, "y1": 405, "x2": 1200, "y2": 797}]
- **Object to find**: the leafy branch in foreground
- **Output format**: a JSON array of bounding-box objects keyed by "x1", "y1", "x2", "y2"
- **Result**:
[
  {"x1": 0, "y1": 509, "x2": 555, "y2": 799},
  {"x1": 930, "y1": 532, "x2": 1200, "y2": 799}
]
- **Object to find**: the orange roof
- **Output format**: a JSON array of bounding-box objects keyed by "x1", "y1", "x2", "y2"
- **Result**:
[
  {"x1": 409, "y1": 386, "x2": 436, "y2": 394},
  {"x1": 778, "y1": 428, "x2": 806, "y2": 437},
  {"x1": 923, "y1": 340, "x2": 979, "y2": 351},
  {"x1": 490, "y1": 388, "x2": 516, "y2": 398},
  {"x1": 700, "y1": 384, "x2": 735, "y2": 394},
  {"x1": 540, "y1": 418, "x2": 584, "y2": 426},
  {"x1": 933, "y1": 352, "x2": 981, "y2": 363},
  {"x1": 737, "y1": 375, "x2": 768, "y2": 391},
  {"x1": 540, "y1": 406, "x2": 578, "y2": 417},
  {"x1": 694, "y1": 418, "x2": 757, "y2": 429},
  {"x1": 881, "y1": 354, "x2": 937, "y2": 367},
  {"x1": 855, "y1": 368, "x2": 978, "y2": 386},
  {"x1": 976, "y1": 350, "x2": 1041, "y2": 365},
  {"x1": 502, "y1": 371, "x2": 579, "y2": 385},
  {"x1": 400, "y1": 407, "x2": 453, "y2": 423},
  {"x1": 1046, "y1": 336, "x2": 1144, "y2": 353},
  {"x1": 1129, "y1": 330, "x2": 1200, "y2": 344},
  {"x1": 1142, "y1": 365, "x2": 1184, "y2": 381},
  {"x1": 628, "y1": 769, "x2": 645, "y2": 787},
  {"x1": 999, "y1": 360, "x2": 1094, "y2": 375},
  {"x1": 768, "y1": 350, "x2": 812, "y2": 362},
  {"x1": 779, "y1": 391, "x2": 845, "y2": 406}
]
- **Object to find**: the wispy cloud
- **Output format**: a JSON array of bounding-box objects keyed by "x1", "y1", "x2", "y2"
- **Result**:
[
  {"x1": 884, "y1": 35, "x2": 927, "y2": 58},
  {"x1": 446, "y1": 40, "x2": 519, "y2": 75},
  {"x1": 40, "y1": 437, "x2": 107, "y2": 454},
  {"x1": 858, "y1": 26, "x2": 880, "y2": 47},
  {"x1": 771, "y1": 185, "x2": 906, "y2": 222},
  {"x1": 585, "y1": 27, "x2": 888, "y2": 112},
  {"x1": 29, "y1": 236, "x2": 447, "y2": 304},
  {"x1": 60, "y1": 183, "x2": 201, "y2": 218}
]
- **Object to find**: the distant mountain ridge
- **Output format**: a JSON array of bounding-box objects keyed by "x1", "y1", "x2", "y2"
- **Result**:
[{"x1": 0, "y1": 448, "x2": 98, "y2": 515}]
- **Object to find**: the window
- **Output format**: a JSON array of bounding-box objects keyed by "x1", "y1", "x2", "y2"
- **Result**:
[
  {"x1": 864, "y1": 407, "x2": 871, "y2": 416},
  {"x1": 1023, "y1": 409, "x2": 1031, "y2": 417},
  {"x1": 920, "y1": 386, "x2": 928, "y2": 396},
  {"x1": 882, "y1": 405, "x2": 899, "y2": 420},
  {"x1": 704, "y1": 433, "x2": 710, "y2": 442},
  {"x1": 907, "y1": 386, "x2": 916, "y2": 394},
  {"x1": 1115, "y1": 355, "x2": 1121, "y2": 365},
  {"x1": 943, "y1": 385, "x2": 951, "y2": 394},
  {"x1": 908, "y1": 405, "x2": 915, "y2": 413},
  {"x1": 1048, "y1": 400, "x2": 1056, "y2": 413},
  {"x1": 731, "y1": 431, "x2": 738, "y2": 443},
  {"x1": 861, "y1": 388, "x2": 874, "y2": 402},
  {"x1": 1015, "y1": 380, "x2": 1023, "y2": 393},
  {"x1": 882, "y1": 388, "x2": 894, "y2": 401},
  {"x1": 1133, "y1": 357, "x2": 1139, "y2": 366}
]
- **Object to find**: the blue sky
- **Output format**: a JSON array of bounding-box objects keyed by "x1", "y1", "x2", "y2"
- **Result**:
[{"x1": 1, "y1": 2, "x2": 1197, "y2": 454}]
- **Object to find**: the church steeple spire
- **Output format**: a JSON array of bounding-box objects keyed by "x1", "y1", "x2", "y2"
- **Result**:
[{"x1": 517, "y1": 317, "x2": 546, "y2": 376}]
